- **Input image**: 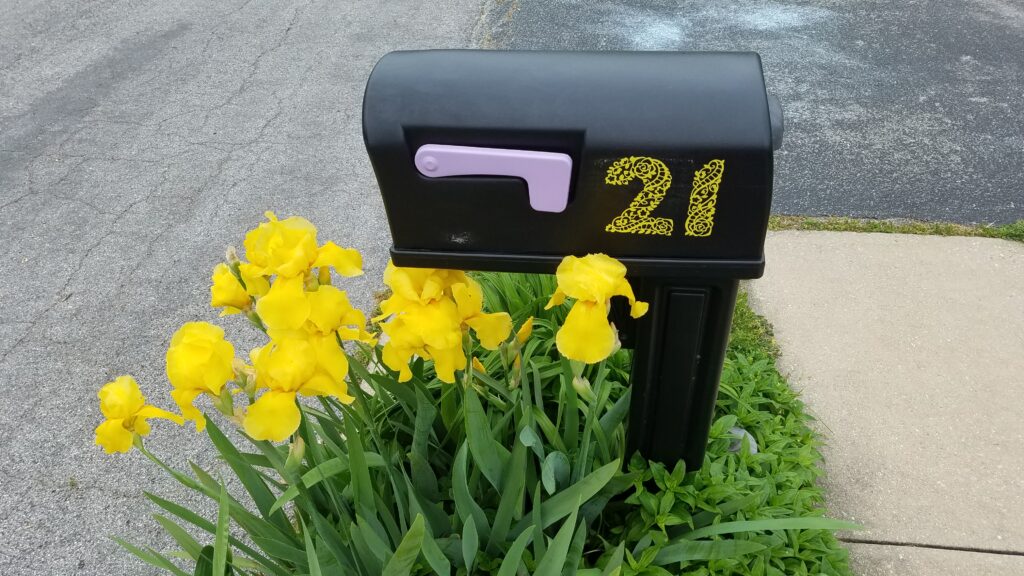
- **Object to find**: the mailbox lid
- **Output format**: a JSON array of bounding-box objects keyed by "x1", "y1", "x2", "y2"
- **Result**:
[
  {"x1": 363, "y1": 50, "x2": 775, "y2": 278},
  {"x1": 364, "y1": 50, "x2": 772, "y2": 152}
]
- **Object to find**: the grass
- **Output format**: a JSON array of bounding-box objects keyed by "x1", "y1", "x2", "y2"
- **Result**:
[
  {"x1": 726, "y1": 292, "x2": 778, "y2": 359},
  {"x1": 770, "y1": 215, "x2": 1024, "y2": 242}
]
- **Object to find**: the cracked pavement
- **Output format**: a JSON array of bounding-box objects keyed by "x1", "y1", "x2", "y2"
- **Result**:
[{"x1": 0, "y1": 0, "x2": 480, "y2": 573}]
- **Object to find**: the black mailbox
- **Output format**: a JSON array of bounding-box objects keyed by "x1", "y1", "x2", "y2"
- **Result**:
[{"x1": 363, "y1": 50, "x2": 783, "y2": 468}]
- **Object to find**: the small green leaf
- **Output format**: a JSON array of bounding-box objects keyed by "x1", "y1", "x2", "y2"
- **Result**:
[
  {"x1": 541, "y1": 451, "x2": 570, "y2": 495},
  {"x1": 519, "y1": 425, "x2": 545, "y2": 460},
  {"x1": 194, "y1": 545, "x2": 214, "y2": 576},
  {"x1": 531, "y1": 406, "x2": 568, "y2": 453},
  {"x1": 598, "y1": 390, "x2": 630, "y2": 438},
  {"x1": 599, "y1": 543, "x2": 625, "y2": 576}
]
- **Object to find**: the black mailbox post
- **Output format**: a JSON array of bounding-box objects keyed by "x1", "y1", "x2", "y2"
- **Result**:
[{"x1": 363, "y1": 50, "x2": 783, "y2": 469}]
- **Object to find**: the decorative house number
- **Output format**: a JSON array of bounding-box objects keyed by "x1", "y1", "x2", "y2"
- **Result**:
[{"x1": 604, "y1": 156, "x2": 725, "y2": 238}]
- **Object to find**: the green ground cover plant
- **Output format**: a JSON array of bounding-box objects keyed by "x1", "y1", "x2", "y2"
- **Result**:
[
  {"x1": 101, "y1": 215, "x2": 854, "y2": 575},
  {"x1": 770, "y1": 215, "x2": 1024, "y2": 242}
]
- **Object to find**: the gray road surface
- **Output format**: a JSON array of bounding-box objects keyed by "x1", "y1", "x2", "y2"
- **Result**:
[
  {"x1": 0, "y1": 1, "x2": 480, "y2": 573},
  {"x1": 480, "y1": 0, "x2": 1024, "y2": 224}
]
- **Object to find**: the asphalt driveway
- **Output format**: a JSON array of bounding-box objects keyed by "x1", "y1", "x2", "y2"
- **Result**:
[
  {"x1": 0, "y1": 1, "x2": 479, "y2": 573},
  {"x1": 480, "y1": 0, "x2": 1024, "y2": 224}
]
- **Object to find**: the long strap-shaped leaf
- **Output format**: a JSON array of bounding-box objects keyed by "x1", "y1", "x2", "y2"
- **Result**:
[
  {"x1": 653, "y1": 540, "x2": 766, "y2": 566},
  {"x1": 452, "y1": 444, "x2": 491, "y2": 544},
  {"x1": 495, "y1": 529, "x2": 533, "y2": 576},
  {"x1": 510, "y1": 459, "x2": 619, "y2": 538},
  {"x1": 381, "y1": 515, "x2": 426, "y2": 576},
  {"x1": 213, "y1": 482, "x2": 231, "y2": 575},
  {"x1": 269, "y1": 453, "x2": 386, "y2": 515},
  {"x1": 465, "y1": 386, "x2": 510, "y2": 491},
  {"x1": 205, "y1": 419, "x2": 292, "y2": 535},
  {"x1": 300, "y1": 518, "x2": 324, "y2": 576},
  {"x1": 533, "y1": 505, "x2": 580, "y2": 576},
  {"x1": 679, "y1": 517, "x2": 861, "y2": 540}
]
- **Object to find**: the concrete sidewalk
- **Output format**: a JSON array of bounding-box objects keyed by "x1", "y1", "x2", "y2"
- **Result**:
[{"x1": 746, "y1": 231, "x2": 1024, "y2": 575}]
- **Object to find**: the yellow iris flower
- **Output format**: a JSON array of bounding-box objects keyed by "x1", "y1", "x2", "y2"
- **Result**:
[
  {"x1": 166, "y1": 321, "x2": 236, "y2": 431},
  {"x1": 238, "y1": 238, "x2": 369, "y2": 441},
  {"x1": 545, "y1": 254, "x2": 648, "y2": 364},
  {"x1": 379, "y1": 298, "x2": 463, "y2": 383},
  {"x1": 378, "y1": 263, "x2": 468, "y2": 313},
  {"x1": 243, "y1": 212, "x2": 363, "y2": 280},
  {"x1": 243, "y1": 212, "x2": 320, "y2": 278},
  {"x1": 210, "y1": 263, "x2": 250, "y2": 315},
  {"x1": 243, "y1": 336, "x2": 355, "y2": 442},
  {"x1": 376, "y1": 263, "x2": 512, "y2": 384},
  {"x1": 95, "y1": 376, "x2": 183, "y2": 454},
  {"x1": 238, "y1": 262, "x2": 271, "y2": 297},
  {"x1": 255, "y1": 276, "x2": 375, "y2": 343}
]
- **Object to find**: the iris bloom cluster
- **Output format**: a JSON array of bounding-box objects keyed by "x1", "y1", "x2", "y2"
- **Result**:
[
  {"x1": 220, "y1": 212, "x2": 370, "y2": 441},
  {"x1": 375, "y1": 263, "x2": 513, "y2": 384},
  {"x1": 95, "y1": 209, "x2": 644, "y2": 454}
]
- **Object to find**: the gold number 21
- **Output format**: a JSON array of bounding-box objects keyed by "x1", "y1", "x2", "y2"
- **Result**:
[{"x1": 604, "y1": 156, "x2": 725, "y2": 238}]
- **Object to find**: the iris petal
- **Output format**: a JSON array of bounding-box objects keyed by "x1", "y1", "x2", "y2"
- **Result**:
[
  {"x1": 95, "y1": 419, "x2": 134, "y2": 454},
  {"x1": 313, "y1": 242, "x2": 363, "y2": 277},
  {"x1": 97, "y1": 376, "x2": 146, "y2": 420},
  {"x1": 555, "y1": 301, "x2": 616, "y2": 363},
  {"x1": 466, "y1": 312, "x2": 513, "y2": 350},
  {"x1": 426, "y1": 344, "x2": 465, "y2": 384},
  {"x1": 243, "y1": 390, "x2": 301, "y2": 442},
  {"x1": 256, "y1": 276, "x2": 310, "y2": 333}
]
